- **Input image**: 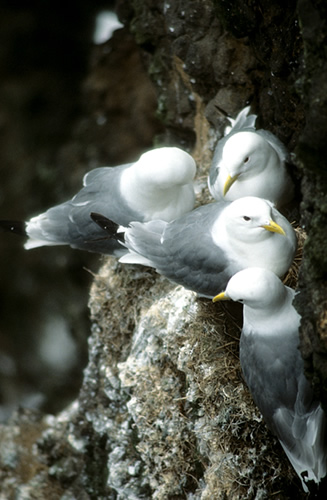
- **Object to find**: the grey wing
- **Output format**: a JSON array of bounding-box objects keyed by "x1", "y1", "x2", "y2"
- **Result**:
[
  {"x1": 273, "y1": 370, "x2": 327, "y2": 486},
  {"x1": 26, "y1": 200, "x2": 124, "y2": 255},
  {"x1": 160, "y1": 235, "x2": 234, "y2": 297},
  {"x1": 75, "y1": 163, "x2": 143, "y2": 226},
  {"x1": 240, "y1": 330, "x2": 301, "y2": 434},
  {"x1": 39, "y1": 201, "x2": 127, "y2": 255},
  {"x1": 255, "y1": 129, "x2": 290, "y2": 163},
  {"x1": 240, "y1": 328, "x2": 324, "y2": 457},
  {"x1": 227, "y1": 106, "x2": 257, "y2": 133},
  {"x1": 126, "y1": 203, "x2": 238, "y2": 297},
  {"x1": 273, "y1": 371, "x2": 320, "y2": 448},
  {"x1": 124, "y1": 219, "x2": 168, "y2": 259},
  {"x1": 27, "y1": 164, "x2": 145, "y2": 255}
]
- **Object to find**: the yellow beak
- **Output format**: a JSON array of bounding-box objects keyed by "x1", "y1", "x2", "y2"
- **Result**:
[
  {"x1": 261, "y1": 219, "x2": 286, "y2": 236},
  {"x1": 212, "y1": 291, "x2": 229, "y2": 303},
  {"x1": 223, "y1": 174, "x2": 239, "y2": 196}
]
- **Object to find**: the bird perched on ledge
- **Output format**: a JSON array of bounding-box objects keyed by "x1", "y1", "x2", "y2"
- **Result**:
[
  {"x1": 208, "y1": 106, "x2": 294, "y2": 208},
  {"x1": 213, "y1": 268, "x2": 327, "y2": 493},
  {"x1": 0, "y1": 147, "x2": 196, "y2": 256},
  {"x1": 91, "y1": 196, "x2": 297, "y2": 298}
]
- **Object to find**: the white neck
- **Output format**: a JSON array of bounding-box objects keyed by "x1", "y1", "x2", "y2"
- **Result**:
[
  {"x1": 243, "y1": 288, "x2": 300, "y2": 336},
  {"x1": 120, "y1": 166, "x2": 195, "y2": 221}
]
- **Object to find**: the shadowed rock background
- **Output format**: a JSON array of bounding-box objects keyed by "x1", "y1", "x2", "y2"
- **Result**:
[{"x1": 0, "y1": 0, "x2": 326, "y2": 498}]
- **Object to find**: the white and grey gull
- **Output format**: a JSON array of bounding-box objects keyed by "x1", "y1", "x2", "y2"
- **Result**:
[
  {"x1": 213, "y1": 267, "x2": 327, "y2": 493},
  {"x1": 208, "y1": 106, "x2": 294, "y2": 207},
  {"x1": 91, "y1": 196, "x2": 297, "y2": 298},
  {"x1": 0, "y1": 147, "x2": 196, "y2": 256}
]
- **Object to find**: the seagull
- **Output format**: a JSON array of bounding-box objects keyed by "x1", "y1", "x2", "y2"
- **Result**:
[
  {"x1": 0, "y1": 147, "x2": 196, "y2": 256},
  {"x1": 208, "y1": 106, "x2": 294, "y2": 207},
  {"x1": 91, "y1": 196, "x2": 297, "y2": 298},
  {"x1": 213, "y1": 268, "x2": 327, "y2": 492}
]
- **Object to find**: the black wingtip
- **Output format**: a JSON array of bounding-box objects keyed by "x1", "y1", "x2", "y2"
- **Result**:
[
  {"x1": 214, "y1": 104, "x2": 230, "y2": 118},
  {"x1": 90, "y1": 212, "x2": 125, "y2": 242},
  {"x1": 90, "y1": 212, "x2": 119, "y2": 233},
  {"x1": 0, "y1": 220, "x2": 27, "y2": 236}
]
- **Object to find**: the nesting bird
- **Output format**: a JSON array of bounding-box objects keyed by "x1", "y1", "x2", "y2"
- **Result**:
[
  {"x1": 91, "y1": 196, "x2": 297, "y2": 298},
  {"x1": 0, "y1": 147, "x2": 196, "y2": 256},
  {"x1": 213, "y1": 268, "x2": 327, "y2": 492},
  {"x1": 208, "y1": 106, "x2": 294, "y2": 207}
]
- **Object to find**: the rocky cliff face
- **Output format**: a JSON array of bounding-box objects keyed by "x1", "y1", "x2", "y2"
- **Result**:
[
  {"x1": 0, "y1": 1, "x2": 326, "y2": 498},
  {"x1": 0, "y1": 259, "x2": 303, "y2": 498}
]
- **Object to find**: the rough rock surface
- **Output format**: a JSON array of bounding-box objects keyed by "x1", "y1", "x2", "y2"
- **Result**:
[
  {"x1": 0, "y1": 260, "x2": 302, "y2": 498},
  {"x1": 0, "y1": 0, "x2": 326, "y2": 498},
  {"x1": 294, "y1": 0, "x2": 327, "y2": 410}
]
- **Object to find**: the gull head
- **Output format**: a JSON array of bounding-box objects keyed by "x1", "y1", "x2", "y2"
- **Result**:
[
  {"x1": 213, "y1": 267, "x2": 287, "y2": 310},
  {"x1": 221, "y1": 131, "x2": 279, "y2": 196},
  {"x1": 223, "y1": 197, "x2": 286, "y2": 243},
  {"x1": 136, "y1": 147, "x2": 196, "y2": 187}
]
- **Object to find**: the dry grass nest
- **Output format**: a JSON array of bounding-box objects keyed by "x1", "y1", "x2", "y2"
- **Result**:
[
  {"x1": 185, "y1": 224, "x2": 307, "y2": 497},
  {"x1": 86, "y1": 225, "x2": 307, "y2": 498}
]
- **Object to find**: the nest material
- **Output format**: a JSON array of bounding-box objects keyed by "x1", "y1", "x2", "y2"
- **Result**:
[
  {"x1": 283, "y1": 225, "x2": 306, "y2": 289},
  {"x1": 87, "y1": 225, "x2": 306, "y2": 499}
]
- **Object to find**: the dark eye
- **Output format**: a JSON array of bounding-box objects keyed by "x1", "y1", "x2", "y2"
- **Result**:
[
  {"x1": 243, "y1": 216, "x2": 251, "y2": 221},
  {"x1": 244, "y1": 156, "x2": 249, "y2": 163}
]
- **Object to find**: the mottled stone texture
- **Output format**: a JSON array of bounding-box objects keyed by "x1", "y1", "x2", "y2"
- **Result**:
[
  {"x1": 0, "y1": 261, "x2": 303, "y2": 498},
  {"x1": 0, "y1": 0, "x2": 326, "y2": 498}
]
